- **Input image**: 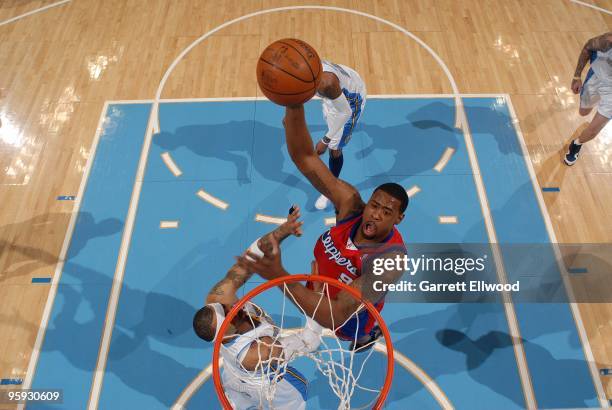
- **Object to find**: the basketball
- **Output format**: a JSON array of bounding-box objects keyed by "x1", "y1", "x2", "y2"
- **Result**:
[{"x1": 256, "y1": 38, "x2": 322, "y2": 106}]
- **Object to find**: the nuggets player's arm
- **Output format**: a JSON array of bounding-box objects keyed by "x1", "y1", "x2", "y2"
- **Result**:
[
  {"x1": 284, "y1": 105, "x2": 365, "y2": 220},
  {"x1": 205, "y1": 263, "x2": 253, "y2": 305},
  {"x1": 206, "y1": 217, "x2": 302, "y2": 305},
  {"x1": 575, "y1": 32, "x2": 612, "y2": 78}
]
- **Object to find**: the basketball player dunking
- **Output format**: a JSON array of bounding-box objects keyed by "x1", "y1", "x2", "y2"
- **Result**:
[
  {"x1": 238, "y1": 104, "x2": 408, "y2": 351},
  {"x1": 193, "y1": 208, "x2": 323, "y2": 409},
  {"x1": 313, "y1": 61, "x2": 366, "y2": 210}
]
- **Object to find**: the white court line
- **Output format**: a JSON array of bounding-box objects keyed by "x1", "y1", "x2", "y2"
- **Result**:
[
  {"x1": 159, "y1": 221, "x2": 179, "y2": 229},
  {"x1": 406, "y1": 185, "x2": 421, "y2": 198},
  {"x1": 0, "y1": 0, "x2": 70, "y2": 27},
  {"x1": 433, "y1": 147, "x2": 455, "y2": 173},
  {"x1": 196, "y1": 189, "x2": 229, "y2": 211},
  {"x1": 161, "y1": 152, "x2": 182, "y2": 177},
  {"x1": 438, "y1": 216, "x2": 458, "y2": 224},
  {"x1": 104, "y1": 93, "x2": 510, "y2": 105},
  {"x1": 148, "y1": 5, "x2": 466, "y2": 136},
  {"x1": 254, "y1": 214, "x2": 286, "y2": 225},
  {"x1": 86, "y1": 104, "x2": 160, "y2": 409},
  {"x1": 569, "y1": 0, "x2": 612, "y2": 15},
  {"x1": 504, "y1": 95, "x2": 609, "y2": 407},
  {"x1": 17, "y1": 101, "x2": 109, "y2": 410},
  {"x1": 171, "y1": 361, "x2": 219, "y2": 410},
  {"x1": 171, "y1": 330, "x2": 454, "y2": 410},
  {"x1": 458, "y1": 96, "x2": 537, "y2": 408}
]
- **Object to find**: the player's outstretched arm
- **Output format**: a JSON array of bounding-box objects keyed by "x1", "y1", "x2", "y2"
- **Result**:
[
  {"x1": 206, "y1": 208, "x2": 303, "y2": 305},
  {"x1": 283, "y1": 105, "x2": 365, "y2": 220},
  {"x1": 205, "y1": 263, "x2": 252, "y2": 305}
]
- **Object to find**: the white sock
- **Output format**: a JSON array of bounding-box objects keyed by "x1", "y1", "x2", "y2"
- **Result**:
[{"x1": 573, "y1": 139, "x2": 582, "y2": 146}]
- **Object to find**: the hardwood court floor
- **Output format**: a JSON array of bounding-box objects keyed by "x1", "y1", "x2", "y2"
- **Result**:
[{"x1": 0, "y1": 0, "x2": 611, "y2": 405}]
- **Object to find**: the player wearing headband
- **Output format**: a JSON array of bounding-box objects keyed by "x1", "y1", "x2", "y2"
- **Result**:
[{"x1": 193, "y1": 207, "x2": 322, "y2": 410}]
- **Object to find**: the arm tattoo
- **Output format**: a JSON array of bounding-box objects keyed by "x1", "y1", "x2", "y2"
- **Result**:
[
  {"x1": 227, "y1": 267, "x2": 250, "y2": 288},
  {"x1": 209, "y1": 266, "x2": 251, "y2": 298},
  {"x1": 210, "y1": 281, "x2": 225, "y2": 296}
]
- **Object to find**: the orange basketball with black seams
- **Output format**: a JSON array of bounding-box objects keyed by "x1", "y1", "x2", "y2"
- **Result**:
[{"x1": 256, "y1": 38, "x2": 322, "y2": 106}]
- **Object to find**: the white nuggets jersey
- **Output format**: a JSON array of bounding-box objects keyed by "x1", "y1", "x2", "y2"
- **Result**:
[
  {"x1": 321, "y1": 60, "x2": 366, "y2": 97},
  {"x1": 220, "y1": 319, "x2": 308, "y2": 410},
  {"x1": 581, "y1": 48, "x2": 612, "y2": 118},
  {"x1": 319, "y1": 61, "x2": 367, "y2": 149},
  {"x1": 591, "y1": 49, "x2": 612, "y2": 86}
]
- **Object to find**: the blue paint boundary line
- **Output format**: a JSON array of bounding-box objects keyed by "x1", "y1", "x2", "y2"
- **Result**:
[
  {"x1": 31, "y1": 277, "x2": 52, "y2": 284},
  {"x1": 568, "y1": 268, "x2": 588, "y2": 274},
  {"x1": 542, "y1": 187, "x2": 560, "y2": 192}
]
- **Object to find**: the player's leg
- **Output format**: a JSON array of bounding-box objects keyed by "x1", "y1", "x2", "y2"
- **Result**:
[
  {"x1": 565, "y1": 112, "x2": 610, "y2": 165},
  {"x1": 315, "y1": 93, "x2": 364, "y2": 210},
  {"x1": 565, "y1": 84, "x2": 610, "y2": 167},
  {"x1": 330, "y1": 92, "x2": 364, "y2": 178},
  {"x1": 565, "y1": 69, "x2": 608, "y2": 165},
  {"x1": 335, "y1": 306, "x2": 382, "y2": 353}
]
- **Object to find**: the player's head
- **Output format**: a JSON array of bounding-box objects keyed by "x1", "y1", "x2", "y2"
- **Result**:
[
  {"x1": 193, "y1": 303, "x2": 239, "y2": 343},
  {"x1": 361, "y1": 183, "x2": 408, "y2": 241},
  {"x1": 193, "y1": 302, "x2": 262, "y2": 343}
]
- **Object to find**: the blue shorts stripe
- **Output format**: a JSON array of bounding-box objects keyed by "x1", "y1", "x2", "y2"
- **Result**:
[
  {"x1": 339, "y1": 89, "x2": 364, "y2": 148},
  {"x1": 582, "y1": 67, "x2": 595, "y2": 97},
  {"x1": 284, "y1": 366, "x2": 308, "y2": 401}
]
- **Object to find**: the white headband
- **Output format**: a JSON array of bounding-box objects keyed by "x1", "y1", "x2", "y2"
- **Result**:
[
  {"x1": 207, "y1": 302, "x2": 226, "y2": 341},
  {"x1": 206, "y1": 301, "x2": 264, "y2": 341}
]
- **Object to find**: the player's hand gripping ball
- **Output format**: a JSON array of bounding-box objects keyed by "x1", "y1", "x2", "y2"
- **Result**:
[{"x1": 256, "y1": 38, "x2": 322, "y2": 106}]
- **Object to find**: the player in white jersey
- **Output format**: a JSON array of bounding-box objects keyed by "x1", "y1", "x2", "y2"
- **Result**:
[
  {"x1": 565, "y1": 32, "x2": 612, "y2": 165},
  {"x1": 193, "y1": 207, "x2": 323, "y2": 409},
  {"x1": 314, "y1": 60, "x2": 367, "y2": 210}
]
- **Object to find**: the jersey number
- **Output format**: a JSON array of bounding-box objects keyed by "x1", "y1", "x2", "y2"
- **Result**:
[{"x1": 338, "y1": 273, "x2": 354, "y2": 285}]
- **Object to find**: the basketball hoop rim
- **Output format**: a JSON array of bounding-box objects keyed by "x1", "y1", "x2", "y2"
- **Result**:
[{"x1": 212, "y1": 274, "x2": 394, "y2": 410}]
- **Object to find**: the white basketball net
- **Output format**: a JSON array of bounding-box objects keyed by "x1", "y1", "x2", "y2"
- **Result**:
[{"x1": 219, "y1": 282, "x2": 386, "y2": 409}]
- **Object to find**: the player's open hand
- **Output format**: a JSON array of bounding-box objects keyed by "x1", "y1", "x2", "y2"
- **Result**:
[
  {"x1": 571, "y1": 78, "x2": 582, "y2": 94},
  {"x1": 277, "y1": 205, "x2": 303, "y2": 238},
  {"x1": 237, "y1": 235, "x2": 287, "y2": 281}
]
